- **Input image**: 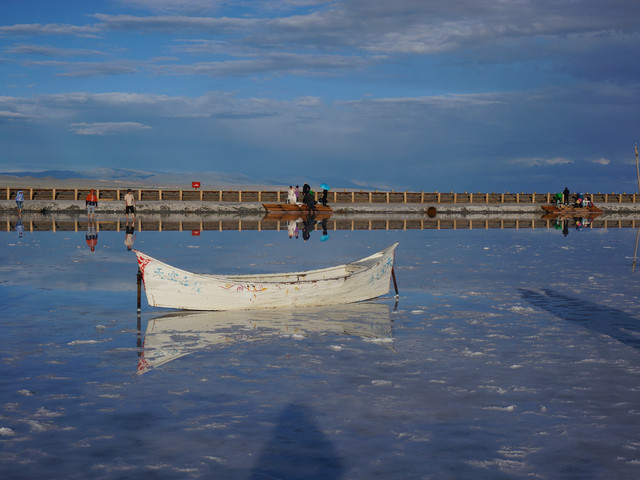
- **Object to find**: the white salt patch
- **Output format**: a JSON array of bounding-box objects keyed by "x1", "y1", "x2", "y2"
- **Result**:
[
  {"x1": 18, "y1": 389, "x2": 35, "y2": 396},
  {"x1": 364, "y1": 337, "x2": 393, "y2": 344},
  {"x1": 371, "y1": 380, "x2": 393, "y2": 386},
  {"x1": 28, "y1": 420, "x2": 49, "y2": 432},
  {"x1": 204, "y1": 456, "x2": 227, "y2": 464},
  {"x1": 411, "y1": 310, "x2": 425, "y2": 314},
  {"x1": 461, "y1": 348, "x2": 484, "y2": 357},
  {"x1": 329, "y1": 345, "x2": 342, "y2": 351},
  {"x1": 35, "y1": 407, "x2": 62, "y2": 418},
  {"x1": 0, "y1": 427, "x2": 15, "y2": 436},
  {"x1": 482, "y1": 405, "x2": 516, "y2": 412},
  {"x1": 509, "y1": 305, "x2": 536, "y2": 314},
  {"x1": 68, "y1": 339, "x2": 112, "y2": 345},
  {"x1": 187, "y1": 245, "x2": 199, "y2": 248}
]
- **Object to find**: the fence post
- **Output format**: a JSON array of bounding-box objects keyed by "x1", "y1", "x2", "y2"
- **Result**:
[{"x1": 437, "y1": 192, "x2": 441, "y2": 203}]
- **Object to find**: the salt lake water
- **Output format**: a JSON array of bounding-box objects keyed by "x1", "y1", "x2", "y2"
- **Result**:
[{"x1": 1, "y1": 215, "x2": 640, "y2": 479}]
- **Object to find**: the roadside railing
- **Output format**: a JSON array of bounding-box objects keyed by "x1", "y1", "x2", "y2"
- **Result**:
[{"x1": 2, "y1": 188, "x2": 639, "y2": 204}]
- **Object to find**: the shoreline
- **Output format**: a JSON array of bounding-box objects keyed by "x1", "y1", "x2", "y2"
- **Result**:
[{"x1": 2, "y1": 199, "x2": 640, "y2": 219}]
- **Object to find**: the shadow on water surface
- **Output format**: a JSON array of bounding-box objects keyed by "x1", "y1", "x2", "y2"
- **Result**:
[
  {"x1": 520, "y1": 288, "x2": 640, "y2": 350},
  {"x1": 250, "y1": 403, "x2": 344, "y2": 480}
]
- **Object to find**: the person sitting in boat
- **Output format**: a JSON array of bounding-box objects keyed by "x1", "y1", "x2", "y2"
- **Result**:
[
  {"x1": 554, "y1": 192, "x2": 563, "y2": 205},
  {"x1": 302, "y1": 183, "x2": 316, "y2": 213}
]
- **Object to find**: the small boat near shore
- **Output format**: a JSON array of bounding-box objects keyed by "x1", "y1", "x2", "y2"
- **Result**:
[
  {"x1": 134, "y1": 243, "x2": 398, "y2": 311},
  {"x1": 541, "y1": 204, "x2": 603, "y2": 215},
  {"x1": 263, "y1": 203, "x2": 333, "y2": 213}
]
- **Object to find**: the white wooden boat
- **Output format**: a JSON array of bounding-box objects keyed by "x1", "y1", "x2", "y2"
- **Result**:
[
  {"x1": 137, "y1": 303, "x2": 393, "y2": 373},
  {"x1": 134, "y1": 243, "x2": 398, "y2": 311}
]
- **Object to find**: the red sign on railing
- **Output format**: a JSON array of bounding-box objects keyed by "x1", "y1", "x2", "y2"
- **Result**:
[
  {"x1": 191, "y1": 230, "x2": 201, "y2": 236},
  {"x1": 192, "y1": 181, "x2": 201, "y2": 189}
]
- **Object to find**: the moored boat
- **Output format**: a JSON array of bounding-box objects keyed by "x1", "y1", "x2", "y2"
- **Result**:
[
  {"x1": 134, "y1": 243, "x2": 398, "y2": 311},
  {"x1": 541, "y1": 204, "x2": 603, "y2": 215}
]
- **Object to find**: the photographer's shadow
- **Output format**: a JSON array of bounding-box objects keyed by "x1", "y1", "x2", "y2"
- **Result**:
[
  {"x1": 250, "y1": 403, "x2": 344, "y2": 479},
  {"x1": 520, "y1": 288, "x2": 640, "y2": 350}
]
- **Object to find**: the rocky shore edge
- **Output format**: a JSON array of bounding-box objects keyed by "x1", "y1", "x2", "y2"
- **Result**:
[{"x1": 2, "y1": 199, "x2": 640, "y2": 218}]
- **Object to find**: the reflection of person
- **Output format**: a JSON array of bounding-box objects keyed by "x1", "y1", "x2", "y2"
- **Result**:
[
  {"x1": 124, "y1": 189, "x2": 136, "y2": 221},
  {"x1": 124, "y1": 220, "x2": 136, "y2": 251},
  {"x1": 85, "y1": 189, "x2": 98, "y2": 219},
  {"x1": 15, "y1": 217, "x2": 23, "y2": 238},
  {"x1": 86, "y1": 220, "x2": 98, "y2": 252},
  {"x1": 287, "y1": 219, "x2": 299, "y2": 239},
  {"x1": 302, "y1": 213, "x2": 315, "y2": 241},
  {"x1": 562, "y1": 219, "x2": 569, "y2": 237},
  {"x1": 15, "y1": 190, "x2": 24, "y2": 217},
  {"x1": 563, "y1": 187, "x2": 570, "y2": 206}
]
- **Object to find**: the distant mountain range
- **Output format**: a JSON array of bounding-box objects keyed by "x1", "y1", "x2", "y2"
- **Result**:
[{"x1": 0, "y1": 168, "x2": 387, "y2": 191}]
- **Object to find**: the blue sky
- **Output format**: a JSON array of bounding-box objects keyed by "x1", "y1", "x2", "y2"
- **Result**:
[{"x1": 1, "y1": 0, "x2": 639, "y2": 192}]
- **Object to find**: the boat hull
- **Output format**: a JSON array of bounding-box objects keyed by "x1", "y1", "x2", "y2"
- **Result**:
[
  {"x1": 541, "y1": 204, "x2": 603, "y2": 214},
  {"x1": 134, "y1": 243, "x2": 398, "y2": 311}
]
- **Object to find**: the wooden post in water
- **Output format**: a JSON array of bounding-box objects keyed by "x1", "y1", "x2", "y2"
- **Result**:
[
  {"x1": 136, "y1": 267, "x2": 142, "y2": 314},
  {"x1": 636, "y1": 143, "x2": 640, "y2": 194},
  {"x1": 391, "y1": 267, "x2": 399, "y2": 298}
]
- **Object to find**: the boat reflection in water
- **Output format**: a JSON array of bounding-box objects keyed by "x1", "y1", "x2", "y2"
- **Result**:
[{"x1": 137, "y1": 303, "x2": 393, "y2": 374}]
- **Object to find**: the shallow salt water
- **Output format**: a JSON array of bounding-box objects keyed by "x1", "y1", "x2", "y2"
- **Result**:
[{"x1": 1, "y1": 217, "x2": 640, "y2": 479}]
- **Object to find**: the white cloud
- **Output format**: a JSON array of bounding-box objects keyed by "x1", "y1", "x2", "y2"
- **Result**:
[
  {"x1": 589, "y1": 157, "x2": 610, "y2": 166},
  {"x1": 68, "y1": 122, "x2": 152, "y2": 135}
]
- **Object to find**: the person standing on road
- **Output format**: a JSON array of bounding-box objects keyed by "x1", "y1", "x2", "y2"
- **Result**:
[
  {"x1": 85, "y1": 189, "x2": 98, "y2": 219},
  {"x1": 124, "y1": 189, "x2": 136, "y2": 221},
  {"x1": 15, "y1": 190, "x2": 24, "y2": 217}
]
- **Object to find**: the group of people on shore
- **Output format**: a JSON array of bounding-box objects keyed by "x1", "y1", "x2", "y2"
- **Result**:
[
  {"x1": 287, "y1": 183, "x2": 329, "y2": 213},
  {"x1": 12, "y1": 188, "x2": 137, "y2": 251},
  {"x1": 84, "y1": 188, "x2": 137, "y2": 221},
  {"x1": 555, "y1": 187, "x2": 594, "y2": 208}
]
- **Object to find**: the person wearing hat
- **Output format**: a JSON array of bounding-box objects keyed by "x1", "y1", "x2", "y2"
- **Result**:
[{"x1": 124, "y1": 188, "x2": 136, "y2": 221}]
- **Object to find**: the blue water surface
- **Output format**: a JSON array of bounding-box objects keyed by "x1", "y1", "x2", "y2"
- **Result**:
[{"x1": 1, "y1": 218, "x2": 640, "y2": 479}]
